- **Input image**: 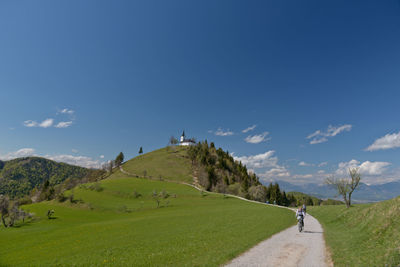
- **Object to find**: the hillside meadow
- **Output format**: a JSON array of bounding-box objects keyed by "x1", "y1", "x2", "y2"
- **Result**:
[
  {"x1": 309, "y1": 196, "x2": 400, "y2": 266},
  {"x1": 0, "y1": 170, "x2": 295, "y2": 266}
]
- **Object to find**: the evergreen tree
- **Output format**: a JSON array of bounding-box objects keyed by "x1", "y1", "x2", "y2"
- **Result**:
[
  {"x1": 115, "y1": 152, "x2": 124, "y2": 167},
  {"x1": 139, "y1": 147, "x2": 143, "y2": 154}
]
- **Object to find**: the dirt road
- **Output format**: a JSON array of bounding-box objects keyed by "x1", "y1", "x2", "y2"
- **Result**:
[{"x1": 225, "y1": 213, "x2": 331, "y2": 267}]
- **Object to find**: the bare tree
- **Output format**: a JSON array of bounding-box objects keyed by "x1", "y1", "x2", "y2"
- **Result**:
[
  {"x1": 326, "y1": 168, "x2": 361, "y2": 208},
  {"x1": 169, "y1": 136, "x2": 178, "y2": 146}
]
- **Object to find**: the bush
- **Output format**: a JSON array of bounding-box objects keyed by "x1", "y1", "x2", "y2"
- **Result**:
[
  {"x1": 56, "y1": 192, "x2": 68, "y2": 202},
  {"x1": 227, "y1": 183, "x2": 240, "y2": 195},
  {"x1": 133, "y1": 190, "x2": 142, "y2": 198}
]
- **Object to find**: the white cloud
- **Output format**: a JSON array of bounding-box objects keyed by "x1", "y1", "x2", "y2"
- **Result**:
[
  {"x1": 72, "y1": 149, "x2": 78, "y2": 153},
  {"x1": 59, "y1": 108, "x2": 74, "y2": 115},
  {"x1": 307, "y1": 124, "x2": 352, "y2": 144},
  {"x1": 245, "y1": 132, "x2": 270, "y2": 144},
  {"x1": 293, "y1": 174, "x2": 313, "y2": 179},
  {"x1": 317, "y1": 170, "x2": 325, "y2": 174},
  {"x1": 39, "y1": 118, "x2": 54, "y2": 128},
  {"x1": 335, "y1": 159, "x2": 391, "y2": 176},
  {"x1": 299, "y1": 161, "x2": 314, "y2": 166},
  {"x1": 318, "y1": 162, "x2": 328, "y2": 167},
  {"x1": 234, "y1": 150, "x2": 278, "y2": 169},
  {"x1": 23, "y1": 120, "x2": 38, "y2": 127},
  {"x1": 242, "y1": 125, "x2": 257, "y2": 133},
  {"x1": 259, "y1": 166, "x2": 291, "y2": 179},
  {"x1": 214, "y1": 128, "x2": 234, "y2": 136},
  {"x1": 100, "y1": 155, "x2": 105, "y2": 159},
  {"x1": 310, "y1": 137, "x2": 328, "y2": 144},
  {"x1": 24, "y1": 118, "x2": 54, "y2": 128},
  {"x1": 55, "y1": 121, "x2": 73, "y2": 128},
  {"x1": 0, "y1": 148, "x2": 36, "y2": 160},
  {"x1": 45, "y1": 154, "x2": 102, "y2": 169},
  {"x1": 366, "y1": 131, "x2": 400, "y2": 151},
  {"x1": 234, "y1": 150, "x2": 290, "y2": 180}
]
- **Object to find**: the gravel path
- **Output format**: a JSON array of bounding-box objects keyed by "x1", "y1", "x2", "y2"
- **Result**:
[{"x1": 225, "y1": 213, "x2": 331, "y2": 267}]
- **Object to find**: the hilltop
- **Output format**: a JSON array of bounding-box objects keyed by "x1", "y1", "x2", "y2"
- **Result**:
[{"x1": 0, "y1": 157, "x2": 101, "y2": 199}]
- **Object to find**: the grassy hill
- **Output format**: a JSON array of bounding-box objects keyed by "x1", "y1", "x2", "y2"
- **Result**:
[
  {"x1": 0, "y1": 157, "x2": 95, "y2": 199},
  {"x1": 122, "y1": 146, "x2": 193, "y2": 183},
  {"x1": 0, "y1": 169, "x2": 295, "y2": 266},
  {"x1": 309, "y1": 197, "x2": 400, "y2": 266}
]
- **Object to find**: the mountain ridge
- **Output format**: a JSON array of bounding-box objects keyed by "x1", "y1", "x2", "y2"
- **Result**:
[{"x1": 269, "y1": 180, "x2": 400, "y2": 202}]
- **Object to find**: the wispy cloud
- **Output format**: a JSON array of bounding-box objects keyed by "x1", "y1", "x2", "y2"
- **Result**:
[
  {"x1": 0, "y1": 148, "x2": 36, "y2": 160},
  {"x1": 55, "y1": 121, "x2": 73, "y2": 128},
  {"x1": 214, "y1": 128, "x2": 234, "y2": 136},
  {"x1": 318, "y1": 162, "x2": 328, "y2": 167},
  {"x1": 23, "y1": 108, "x2": 76, "y2": 129},
  {"x1": 24, "y1": 118, "x2": 54, "y2": 128},
  {"x1": 45, "y1": 154, "x2": 102, "y2": 169},
  {"x1": 242, "y1": 125, "x2": 257, "y2": 133},
  {"x1": 335, "y1": 159, "x2": 390, "y2": 176},
  {"x1": 23, "y1": 120, "x2": 38, "y2": 127},
  {"x1": 234, "y1": 150, "x2": 290, "y2": 180},
  {"x1": 59, "y1": 108, "x2": 74, "y2": 115},
  {"x1": 299, "y1": 161, "x2": 314, "y2": 167},
  {"x1": 366, "y1": 131, "x2": 400, "y2": 151},
  {"x1": 39, "y1": 118, "x2": 54, "y2": 128},
  {"x1": 245, "y1": 132, "x2": 270, "y2": 144},
  {"x1": 307, "y1": 124, "x2": 352, "y2": 144}
]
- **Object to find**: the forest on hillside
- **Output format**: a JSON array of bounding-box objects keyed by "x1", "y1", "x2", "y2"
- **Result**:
[
  {"x1": 188, "y1": 141, "x2": 342, "y2": 207},
  {"x1": 0, "y1": 157, "x2": 104, "y2": 199}
]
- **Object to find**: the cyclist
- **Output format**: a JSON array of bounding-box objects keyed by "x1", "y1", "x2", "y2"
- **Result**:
[{"x1": 296, "y1": 207, "x2": 305, "y2": 229}]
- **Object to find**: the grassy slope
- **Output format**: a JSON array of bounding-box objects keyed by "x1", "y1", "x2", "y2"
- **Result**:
[
  {"x1": 309, "y1": 197, "x2": 400, "y2": 266},
  {"x1": 122, "y1": 146, "x2": 193, "y2": 183},
  {"x1": 0, "y1": 170, "x2": 295, "y2": 266}
]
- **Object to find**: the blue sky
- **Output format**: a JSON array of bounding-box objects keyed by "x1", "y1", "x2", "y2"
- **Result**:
[{"x1": 1, "y1": 0, "x2": 400, "y2": 185}]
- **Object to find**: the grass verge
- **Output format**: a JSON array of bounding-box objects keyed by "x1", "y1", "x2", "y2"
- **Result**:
[
  {"x1": 309, "y1": 197, "x2": 400, "y2": 266},
  {"x1": 0, "y1": 171, "x2": 295, "y2": 266}
]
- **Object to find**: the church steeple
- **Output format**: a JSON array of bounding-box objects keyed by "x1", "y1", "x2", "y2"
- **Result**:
[{"x1": 180, "y1": 130, "x2": 185, "y2": 142}]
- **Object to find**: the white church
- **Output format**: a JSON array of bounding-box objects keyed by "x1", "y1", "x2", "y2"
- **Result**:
[{"x1": 179, "y1": 131, "x2": 196, "y2": 146}]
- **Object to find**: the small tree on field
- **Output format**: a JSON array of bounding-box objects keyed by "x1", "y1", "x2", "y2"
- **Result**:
[
  {"x1": 139, "y1": 147, "x2": 143, "y2": 154},
  {"x1": 107, "y1": 160, "x2": 114, "y2": 174},
  {"x1": 115, "y1": 152, "x2": 124, "y2": 167},
  {"x1": 326, "y1": 168, "x2": 361, "y2": 208}
]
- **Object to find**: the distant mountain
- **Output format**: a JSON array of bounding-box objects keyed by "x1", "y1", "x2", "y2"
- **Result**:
[
  {"x1": 264, "y1": 180, "x2": 400, "y2": 203},
  {"x1": 0, "y1": 157, "x2": 96, "y2": 198}
]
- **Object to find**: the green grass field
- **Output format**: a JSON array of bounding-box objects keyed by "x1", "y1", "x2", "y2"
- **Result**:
[
  {"x1": 122, "y1": 147, "x2": 193, "y2": 183},
  {"x1": 309, "y1": 197, "x2": 400, "y2": 266},
  {"x1": 0, "y1": 170, "x2": 295, "y2": 266}
]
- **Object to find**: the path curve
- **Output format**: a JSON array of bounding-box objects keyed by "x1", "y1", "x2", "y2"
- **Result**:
[
  {"x1": 119, "y1": 165, "x2": 331, "y2": 266},
  {"x1": 225, "y1": 213, "x2": 331, "y2": 267}
]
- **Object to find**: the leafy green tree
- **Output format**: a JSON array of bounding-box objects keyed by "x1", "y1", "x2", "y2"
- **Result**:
[
  {"x1": 0, "y1": 195, "x2": 9, "y2": 227},
  {"x1": 115, "y1": 152, "x2": 124, "y2": 167}
]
